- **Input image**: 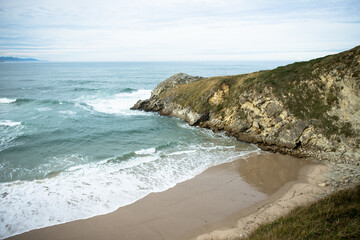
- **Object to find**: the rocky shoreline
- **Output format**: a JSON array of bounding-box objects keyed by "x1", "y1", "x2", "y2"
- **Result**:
[
  {"x1": 132, "y1": 47, "x2": 360, "y2": 191},
  {"x1": 325, "y1": 161, "x2": 360, "y2": 190}
]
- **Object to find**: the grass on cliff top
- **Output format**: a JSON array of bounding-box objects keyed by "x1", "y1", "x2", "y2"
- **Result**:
[
  {"x1": 243, "y1": 46, "x2": 358, "y2": 137},
  {"x1": 162, "y1": 46, "x2": 359, "y2": 137},
  {"x1": 163, "y1": 72, "x2": 259, "y2": 112},
  {"x1": 162, "y1": 73, "x2": 253, "y2": 114},
  {"x1": 245, "y1": 185, "x2": 360, "y2": 240}
]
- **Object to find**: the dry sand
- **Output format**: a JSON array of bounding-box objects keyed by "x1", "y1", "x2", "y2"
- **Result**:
[
  {"x1": 196, "y1": 159, "x2": 330, "y2": 240},
  {"x1": 9, "y1": 152, "x2": 328, "y2": 240}
]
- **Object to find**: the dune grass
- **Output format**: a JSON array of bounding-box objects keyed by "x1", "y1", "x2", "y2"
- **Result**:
[{"x1": 245, "y1": 185, "x2": 360, "y2": 240}]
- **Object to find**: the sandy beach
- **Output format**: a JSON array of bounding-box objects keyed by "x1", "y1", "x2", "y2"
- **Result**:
[{"x1": 9, "y1": 152, "x2": 327, "y2": 240}]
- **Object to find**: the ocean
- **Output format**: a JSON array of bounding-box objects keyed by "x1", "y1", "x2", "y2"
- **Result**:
[{"x1": 0, "y1": 61, "x2": 287, "y2": 238}]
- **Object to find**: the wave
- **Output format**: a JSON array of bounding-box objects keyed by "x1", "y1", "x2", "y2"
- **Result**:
[
  {"x1": 37, "y1": 107, "x2": 52, "y2": 112},
  {"x1": 135, "y1": 147, "x2": 156, "y2": 155},
  {"x1": 0, "y1": 98, "x2": 16, "y2": 104},
  {"x1": 0, "y1": 98, "x2": 68, "y2": 106},
  {"x1": 59, "y1": 110, "x2": 76, "y2": 115},
  {"x1": 167, "y1": 150, "x2": 197, "y2": 156},
  {"x1": 13, "y1": 98, "x2": 33, "y2": 104},
  {"x1": 40, "y1": 99, "x2": 72, "y2": 105},
  {"x1": 1, "y1": 90, "x2": 150, "y2": 117},
  {"x1": 120, "y1": 87, "x2": 137, "y2": 93},
  {"x1": 0, "y1": 120, "x2": 21, "y2": 127},
  {"x1": 62, "y1": 80, "x2": 96, "y2": 85},
  {"x1": 106, "y1": 152, "x2": 136, "y2": 164},
  {"x1": 73, "y1": 87, "x2": 99, "y2": 92},
  {"x1": 0, "y1": 137, "x2": 259, "y2": 238},
  {"x1": 0, "y1": 121, "x2": 24, "y2": 153},
  {"x1": 80, "y1": 90, "x2": 151, "y2": 115},
  {"x1": 107, "y1": 147, "x2": 159, "y2": 165}
]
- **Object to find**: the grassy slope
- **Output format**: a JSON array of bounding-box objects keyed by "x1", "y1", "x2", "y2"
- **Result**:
[
  {"x1": 245, "y1": 185, "x2": 360, "y2": 240},
  {"x1": 160, "y1": 46, "x2": 359, "y2": 137}
]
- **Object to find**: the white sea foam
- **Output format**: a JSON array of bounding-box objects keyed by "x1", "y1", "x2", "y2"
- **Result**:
[
  {"x1": 0, "y1": 98, "x2": 16, "y2": 104},
  {"x1": 81, "y1": 90, "x2": 151, "y2": 115},
  {"x1": 167, "y1": 150, "x2": 197, "y2": 156},
  {"x1": 0, "y1": 138, "x2": 260, "y2": 239},
  {"x1": 135, "y1": 148, "x2": 156, "y2": 155},
  {"x1": 0, "y1": 120, "x2": 21, "y2": 127},
  {"x1": 59, "y1": 110, "x2": 76, "y2": 116},
  {"x1": 37, "y1": 107, "x2": 52, "y2": 112},
  {"x1": 0, "y1": 121, "x2": 24, "y2": 152}
]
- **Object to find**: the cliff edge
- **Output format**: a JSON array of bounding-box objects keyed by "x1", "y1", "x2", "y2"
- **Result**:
[{"x1": 132, "y1": 46, "x2": 360, "y2": 164}]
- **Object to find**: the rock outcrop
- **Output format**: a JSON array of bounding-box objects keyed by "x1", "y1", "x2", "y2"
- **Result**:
[
  {"x1": 132, "y1": 73, "x2": 206, "y2": 125},
  {"x1": 132, "y1": 46, "x2": 360, "y2": 164}
]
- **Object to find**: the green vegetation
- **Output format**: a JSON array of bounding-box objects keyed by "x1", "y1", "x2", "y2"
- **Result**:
[
  {"x1": 163, "y1": 72, "x2": 256, "y2": 114},
  {"x1": 163, "y1": 77, "x2": 214, "y2": 113},
  {"x1": 245, "y1": 185, "x2": 360, "y2": 240},
  {"x1": 250, "y1": 53, "x2": 353, "y2": 137},
  {"x1": 159, "y1": 45, "x2": 359, "y2": 137},
  {"x1": 241, "y1": 47, "x2": 357, "y2": 137}
]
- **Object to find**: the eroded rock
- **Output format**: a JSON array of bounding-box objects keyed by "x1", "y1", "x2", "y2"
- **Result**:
[{"x1": 131, "y1": 46, "x2": 360, "y2": 164}]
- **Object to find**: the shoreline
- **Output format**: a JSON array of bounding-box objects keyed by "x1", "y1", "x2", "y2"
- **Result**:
[
  {"x1": 9, "y1": 152, "x2": 326, "y2": 240},
  {"x1": 194, "y1": 160, "x2": 331, "y2": 240}
]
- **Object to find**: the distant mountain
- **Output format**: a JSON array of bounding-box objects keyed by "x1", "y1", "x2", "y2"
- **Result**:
[{"x1": 0, "y1": 57, "x2": 39, "y2": 62}]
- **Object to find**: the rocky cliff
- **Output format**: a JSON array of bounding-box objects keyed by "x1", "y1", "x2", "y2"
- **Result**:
[{"x1": 132, "y1": 46, "x2": 360, "y2": 164}]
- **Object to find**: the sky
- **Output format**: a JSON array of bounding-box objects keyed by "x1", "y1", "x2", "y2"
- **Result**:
[{"x1": 0, "y1": 0, "x2": 359, "y2": 61}]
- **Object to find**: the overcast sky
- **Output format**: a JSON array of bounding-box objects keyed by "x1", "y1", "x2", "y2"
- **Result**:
[{"x1": 0, "y1": 0, "x2": 359, "y2": 61}]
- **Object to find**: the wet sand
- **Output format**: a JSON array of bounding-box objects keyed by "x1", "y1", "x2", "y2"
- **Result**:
[{"x1": 9, "y1": 152, "x2": 315, "y2": 240}]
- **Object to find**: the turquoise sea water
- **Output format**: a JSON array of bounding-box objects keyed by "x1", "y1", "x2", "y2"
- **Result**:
[{"x1": 0, "y1": 61, "x2": 288, "y2": 238}]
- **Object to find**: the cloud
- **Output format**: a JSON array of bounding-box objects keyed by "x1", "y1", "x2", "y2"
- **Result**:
[{"x1": 0, "y1": 0, "x2": 359, "y2": 61}]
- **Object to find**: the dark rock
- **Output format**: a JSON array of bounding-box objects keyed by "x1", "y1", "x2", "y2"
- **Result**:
[
  {"x1": 278, "y1": 120, "x2": 308, "y2": 149},
  {"x1": 152, "y1": 73, "x2": 203, "y2": 96},
  {"x1": 131, "y1": 99, "x2": 149, "y2": 110},
  {"x1": 131, "y1": 46, "x2": 360, "y2": 165},
  {"x1": 265, "y1": 102, "x2": 282, "y2": 118}
]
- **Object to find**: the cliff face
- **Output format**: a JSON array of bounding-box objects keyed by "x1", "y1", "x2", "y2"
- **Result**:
[{"x1": 132, "y1": 46, "x2": 360, "y2": 163}]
